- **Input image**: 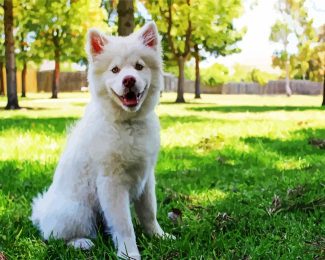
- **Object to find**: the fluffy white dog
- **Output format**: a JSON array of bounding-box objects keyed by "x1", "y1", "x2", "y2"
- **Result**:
[{"x1": 31, "y1": 22, "x2": 171, "y2": 259}]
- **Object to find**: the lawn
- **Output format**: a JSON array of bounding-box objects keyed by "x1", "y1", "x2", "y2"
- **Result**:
[{"x1": 0, "y1": 93, "x2": 324, "y2": 259}]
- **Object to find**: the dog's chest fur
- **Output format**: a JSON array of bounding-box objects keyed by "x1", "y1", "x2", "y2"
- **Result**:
[{"x1": 83, "y1": 110, "x2": 160, "y2": 197}]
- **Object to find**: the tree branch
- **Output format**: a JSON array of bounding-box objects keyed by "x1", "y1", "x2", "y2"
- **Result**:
[
  {"x1": 183, "y1": 0, "x2": 192, "y2": 57},
  {"x1": 163, "y1": 2, "x2": 177, "y2": 56}
]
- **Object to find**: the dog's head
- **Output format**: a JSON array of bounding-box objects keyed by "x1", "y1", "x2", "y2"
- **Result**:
[{"x1": 86, "y1": 22, "x2": 162, "y2": 116}]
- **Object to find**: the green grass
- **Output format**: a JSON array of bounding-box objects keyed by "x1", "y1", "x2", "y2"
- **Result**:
[{"x1": 0, "y1": 93, "x2": 324, "y2": 259}]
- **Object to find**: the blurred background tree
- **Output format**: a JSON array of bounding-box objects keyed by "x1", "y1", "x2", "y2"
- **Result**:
[
  {"x1": 0, "y1": 6, "x2": 5, "y2": 96},
  {"x1": 270, "y1": 0, "x2": 322, "y2": 97},
  {"x1": 3, "y1": 0, "x2": 19, "y2": 109},
  {"x1": 144, "y1": 0, "x2": 244, "y2": 103},
  {"x1": 0, "y1": 0, "x2": 323, "y2": 107},
  {"x1": 144, "y1": 0, "x2": 193, "y2": 103},
  {"x1": 270, "y1": 19, "x2": 292, "y2": 96},
  {"x1": 117, "y1": 0, "x2": 134, "y2": 36},
  {"x1": 29, "y1": 0, "x2": 106, "y2": 98},
  {"x1": 190, "y1": 0, "x2": 244, "y2": 99}
]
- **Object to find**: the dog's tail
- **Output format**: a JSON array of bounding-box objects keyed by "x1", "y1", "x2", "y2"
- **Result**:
[{"x1": 30, "y1": 191, "x2": 47, "y2": 227}]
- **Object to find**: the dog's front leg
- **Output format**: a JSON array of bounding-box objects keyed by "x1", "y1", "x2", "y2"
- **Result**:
[
  {"x1": 97, "y1": 174, "x2": 140, "y2": 259},
  {"x1": 134, "y1": 171, "x2": 171, "y2": 238}
]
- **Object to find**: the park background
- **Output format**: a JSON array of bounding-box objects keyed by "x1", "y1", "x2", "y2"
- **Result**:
[{"x1": 0, "y1": 0, "x2": 325, "y2": 259}]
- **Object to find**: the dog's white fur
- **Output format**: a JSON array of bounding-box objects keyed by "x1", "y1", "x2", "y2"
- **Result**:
[{"x1": 31, "y1": 22, "x2": 170, "y2": 259}]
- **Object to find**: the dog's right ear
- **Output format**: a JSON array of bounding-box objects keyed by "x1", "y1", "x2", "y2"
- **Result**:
[{"x1": 86, "y1": 29, "x2": 109, "y2": 59}]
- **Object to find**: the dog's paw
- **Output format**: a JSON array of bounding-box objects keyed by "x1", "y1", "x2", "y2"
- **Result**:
[
  {"x1": 160, "y1": 232, "x2": 176, "y2": 240},
  {"x1": 68, "y1": 238, "x2": 94, "y2": 250},
  {"x1": 152, "y1": 231, "x2": 176, "y2": 240},
  {"x1": 118, "y1": 251, "x2": 141, "y2": 260}
]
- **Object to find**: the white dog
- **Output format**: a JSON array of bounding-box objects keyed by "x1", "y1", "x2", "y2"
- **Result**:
[{"x1": 31, "y1": 22, "x2": 171, "y2": 259}]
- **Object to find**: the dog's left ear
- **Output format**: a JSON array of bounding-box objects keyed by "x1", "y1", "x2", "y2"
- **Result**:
[
  {"x1": 86, "y1": 29, "x2": 109, "y2": 60},
  {"x1": 139, "y1": 22, "x2": 159, "y2": 49}
]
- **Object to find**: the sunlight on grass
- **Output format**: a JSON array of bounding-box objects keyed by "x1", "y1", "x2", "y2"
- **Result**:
[
  {"x1": 0, "y1": 93, "x2": 324, "y2": 259},
  {"x1": 275, "y1": 158, "x2": 309, "y2": 171},
  {"x1": 189, "y1": 189, "x2": 228, "y2": 205}
]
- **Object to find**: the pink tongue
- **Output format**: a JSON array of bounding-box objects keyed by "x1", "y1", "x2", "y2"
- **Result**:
[{"x1": 122, "y1": 92, "x2": 138, "y2": 107}]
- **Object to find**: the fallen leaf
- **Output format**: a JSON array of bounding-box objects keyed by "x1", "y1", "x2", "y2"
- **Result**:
[
  {"x1": 215, "y1": 212, "x2": 234, "y2": 231},
  {"x1": 308, "y1": 138, "x2": 325, "y2": 149},
  {"x1": 305, "y1": 236, "x2": 325, "y2": 256},
  {"x1": 267, "y1": 195, "x2": 282, "y2": 215},
  {"x1": 297, "y1": 121, "x2": 308, "y2": 126},
  {"x1": 168, "y1": 208, "x2": 182, "y2": 224},
  {"x1": 287, "y1": 185, "x2": 305, "y2": 198},
  {"x1": 0, "y1": 252, "x2": 7, "y2": 260}
]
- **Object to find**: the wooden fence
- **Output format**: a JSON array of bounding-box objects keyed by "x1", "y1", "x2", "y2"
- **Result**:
[
  {"x1": 163, "y1": 74, "x2": 323, "y2": 95},
  {"x1": 1, "y1": 68, "x2": 37, "y2": 95},
  {"x1": 37, "y1": 71, "x2": 87, "y2": 92},
  {"x1": 1, "y1": 69, "x2": 323, "y2": 95}
]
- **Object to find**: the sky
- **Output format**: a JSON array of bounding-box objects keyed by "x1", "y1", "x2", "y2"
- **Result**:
[{"x1": 208, "y1": 0, "x2": 325, "y2": 73}]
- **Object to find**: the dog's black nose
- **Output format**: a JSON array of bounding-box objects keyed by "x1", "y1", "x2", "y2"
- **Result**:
[{"x1": 123, "y1": 76, "x2": 136, "y2": 88}]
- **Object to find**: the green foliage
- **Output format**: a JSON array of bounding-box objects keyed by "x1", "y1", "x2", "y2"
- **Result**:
[
  {"x1": 0, "y1": 93, "x2": 324, "y2": 258},
  {"x1": 307, "y1": 33, "x2": 325, "y2": 82},
  {"x1": 250, "y1": 69, "x2": 277, "y2": 86},
  {"x1": 30, "y1": 0, "x2": 106, "y2": 64},
  {"x1": 270, "y1": 0, "x2": 322, "y2": 82},
  {"x1": 14, "y1": 1, "x2": 39, "y2": 69},
  {"x1": 144, "y1": 0, "x2": 192, "y2": 56},
  {"x1": 192, "y1": 0, "x2": 244, "y2": 59},
  {"x1": 145, "y1": 0, "x2": 244, "y2": 61},
  {"x1": 200, "y1": 63, "x2": 229, "y2": 86},
  {"x1": 229, "y1": 63, "x2": 253, "y2": 82},
  {"x1": 227, "y1": 64, "x2": 278, "y2": 84}
]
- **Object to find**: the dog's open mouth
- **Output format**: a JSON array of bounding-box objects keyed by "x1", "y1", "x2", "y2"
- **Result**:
[{"x1": 116, "y1": 89, "x2": 145, "y2": 107}]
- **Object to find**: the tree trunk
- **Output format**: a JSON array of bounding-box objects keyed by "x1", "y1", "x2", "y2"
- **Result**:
[
  {"x1": 194, "y1": 45, "x2": 201, "y2": 99},
  {"x1": 176, "y1": 56, "x2": 185, "y2": 103},
  {"x1": 0, "y1": 62, "x2": 4, "y2": 96},
  {"x1": 285, "y1": 59, "x2": 292, "y2": 97},
  {"x1": 117, "y1": 0, "x2": 134, "y2": 36},
  {"x1": 322, "y1": 74, "x2": 325, "y2": 107},
  {"x1": 21, "y1": 62, "x2": 27, "y2": 97},
  {"x1": 52, "y1": 49, "x2": 60, "y2": 99},
  {"x1": 4, "y1": 0, "x2": 19, "y2": 109}
]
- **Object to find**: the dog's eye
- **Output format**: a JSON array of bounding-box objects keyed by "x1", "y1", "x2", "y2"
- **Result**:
[
  {"x1": 135, "y1": 63, "x2": 144, "y2": 71},
  {"x1": 111, "y1": 66, "x2": 120, "y2": 74}
]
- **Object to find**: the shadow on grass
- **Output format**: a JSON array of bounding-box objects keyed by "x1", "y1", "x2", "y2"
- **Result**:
[
  {"x1": 159, "y1": 101, "x2": 216, "y2": 106},
  {"x1": 0, "y1": 106, "x2": 51, "y2": 111},
  {"x1": 156, "y1": 127, "x2": 325, "y2": 205},
  {"x1": 188, "y1": 105, "x2": 325, "y2": 113},
  {"x1": 0, "y1": 117, "x2": 78, "y2": 134},
  {"x1": 0, "y1": 115, "x2": 211, "y2": 133}
]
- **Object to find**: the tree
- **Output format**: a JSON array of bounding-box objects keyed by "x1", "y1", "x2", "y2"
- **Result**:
[
  {"x1": 117, "y1": 0, "x2": 134, "y2": 36},
  {"x1": 310, "y1": 25, "x2": 325, "y2": 106},
  {"x1": 145, "y1": 0, "x2": 193, "y2": 103},
  {"x1": 270, "y1": 0, "x2": 316, "y2": 97},
  {"x1": 200, "y1": 63, "x2": 229, "y2": 86},
  {"x1": 190, "y1": 0, "x2": 244, "y2": 98},
  {"x1": 250, "y1": 68, "x2": 275, "y2": 87},
  {"x1": 145, "y1": 0, "x2": 244, "y2": 102},
  {"x1": 0, "y1": 7, "x2": 5, "y2": 96},
  {"x1": 14, "y1": 1, "x2": 43, "y2": 97},
  {"x1": 15, "y1": 1, "x2": 36, "y2": 98},
  {"x1": 3, "y1": 0, "x2": 19, "y2": 109},
  {"x1": 32, "y1": 0, "x2": 106, "y2": 98},
  {"x1": 270, "y1": 20, "x2": 292, "y2": 96}
]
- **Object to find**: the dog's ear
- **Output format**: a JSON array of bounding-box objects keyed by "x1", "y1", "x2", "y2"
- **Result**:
[
  {"x1": 86, "y1": 29, "x2": 108, "y2": 58},
  {"x1": 139, "y1": 22, "x2": 159, "y2": 49}
]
